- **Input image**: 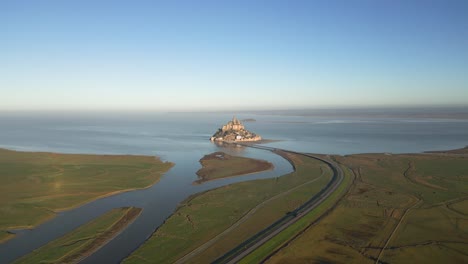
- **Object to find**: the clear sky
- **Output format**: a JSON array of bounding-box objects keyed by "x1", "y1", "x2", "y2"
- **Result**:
[{"x1": 2, "y1": 0, "x2": 468, "y2": 111}]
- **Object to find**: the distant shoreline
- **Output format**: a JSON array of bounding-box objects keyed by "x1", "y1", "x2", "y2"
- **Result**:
[{"x1": 212, "y1": 139, "x2": 282, "y2": 146}]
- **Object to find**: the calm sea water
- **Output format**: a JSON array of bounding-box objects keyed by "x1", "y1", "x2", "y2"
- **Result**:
[
  {"x1": 0, "y1": 110, "x2": 467, "y2": 263},
  {"x1": 1, "y1": 111, "x2": 467, "y2": 155}
]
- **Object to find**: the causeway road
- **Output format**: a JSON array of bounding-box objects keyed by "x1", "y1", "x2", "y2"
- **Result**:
[
  {"x1": 174, "y1": 164, "x2": 329, "y2": 264},
  {"x1": 212, "y1": 144, "x2": 345, "y2": 264}
]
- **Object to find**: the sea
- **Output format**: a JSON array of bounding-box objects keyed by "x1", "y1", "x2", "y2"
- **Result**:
[
  {"x1": 0, "y1": 108, "x2": 467, "y2": 263},
  {"x1": 1, "y1": 109, "x2": 468, "y2": 156}
]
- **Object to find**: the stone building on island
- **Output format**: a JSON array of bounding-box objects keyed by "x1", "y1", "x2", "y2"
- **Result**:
[
  {"x1": 210, "y1": 117, "x2": 262, "y2": 142},
  {"x1": 222, "y1": 117, "x2": 244, "y2": 131}
]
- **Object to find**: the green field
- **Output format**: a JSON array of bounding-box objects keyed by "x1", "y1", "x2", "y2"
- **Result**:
[
  {"x1": 195, "y1": 151, "x2": 273, "y2": 184},
  {"x1": 0, "y1": 148, "x2": 173, "y2": 240},
  {"x1": 14, "y1": 207, "x2": 142, "y2": 264},
  {"x1": 240, "y1": 164, "x2": 354, "y2": 264},
  {"x1": 5, "y1": 147, "x2": 466, "y2": 263},
  {"x1": 124, "y1": 151, "x2": 332, "y2": 263},
  {"x1": 265, "y1": 152, "x2": 468, "y2": 263}
]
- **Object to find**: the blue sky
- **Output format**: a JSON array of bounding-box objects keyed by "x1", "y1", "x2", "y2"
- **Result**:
[{"x1": 1, "y1": 0, "x2": 467, "y2": 111}]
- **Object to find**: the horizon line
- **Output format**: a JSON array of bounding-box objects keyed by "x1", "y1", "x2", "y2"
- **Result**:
[{"x1": 1, "y1": 104, "x2": 468, "y2": 113}]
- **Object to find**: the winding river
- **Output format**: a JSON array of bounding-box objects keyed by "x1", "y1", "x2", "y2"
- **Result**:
[
  {"x1": 1, "y1": 111, "x2": 467, "y2": 262},
  {"x1": 0, "y1": 144, "x2": 293, "y2": 263}
]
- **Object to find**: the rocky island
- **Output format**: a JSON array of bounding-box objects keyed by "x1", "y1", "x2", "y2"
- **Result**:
[{"x1": 210, "y1": 117, "x2": 262, "y2": 142}]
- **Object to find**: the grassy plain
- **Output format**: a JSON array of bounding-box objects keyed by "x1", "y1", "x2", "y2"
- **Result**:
[
  {"x1": 195, "y1": 151, "x2": 273, "y2": 184},
  {"x1": 265, "y1": 152, "x2": 468, "y2": 264},
  {"x1": 124, "y1": 151, "x2": 332, "y2": 263},
  {"x1": 0, "y1": 148, "x2": 173, "y2": 239},
  {"x1": 14, "y1": 207, "x2": 142, "y2": 264},
  {"x1": 241, "y1": 164, "x2": 354, "y2": 264}
]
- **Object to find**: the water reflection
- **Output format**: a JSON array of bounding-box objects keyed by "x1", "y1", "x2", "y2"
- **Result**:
[{"x1": 211, "y1": 141, "x2": 247, "y2": 155}]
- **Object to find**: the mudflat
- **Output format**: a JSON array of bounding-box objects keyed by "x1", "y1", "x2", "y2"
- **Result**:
[
  {"x1": 125, "y1": 148, "x2": 468, "y2": 264},
  {"x1": 124, "y1": 152, "x2": 331, "y2": 264},
  {"x1": 194, "y1": 151, "x2": 273, "y2": 184}
]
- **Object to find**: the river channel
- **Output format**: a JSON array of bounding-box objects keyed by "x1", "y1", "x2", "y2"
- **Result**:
[
  {"x1": 0, "y1": 132, "x2": 292, "y2": 263},
  {"x1": 1, "y1": 110, "x2": 467, "y2": 262}
]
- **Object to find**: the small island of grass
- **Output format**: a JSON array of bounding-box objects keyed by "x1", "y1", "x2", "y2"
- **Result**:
[
  {"x1": 195, "y1": 152, "x2": 274, "y2": 184},
  {"x1": 14, "y1": 207, "x2": 142, "y2": 264},
  {"x1": 125, "y1": 148, "x2": 468, "y2": 264}
]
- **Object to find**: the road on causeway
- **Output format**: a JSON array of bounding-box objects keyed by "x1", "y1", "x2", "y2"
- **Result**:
[{"x1": 212, "y1": 144, "x2": 345, "y2": 264}]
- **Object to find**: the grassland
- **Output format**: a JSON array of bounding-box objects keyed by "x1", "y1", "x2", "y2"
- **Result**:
[
  {"x1": 240, "y1": 164, "x2": 354, "y2": 264},
  {"x1": 14, "y1": 207, "x2": 142, "y2": 264},
  {"x1": 264, "y1": 152, "x2": 468, "y2": 263},
  {"x1": 0, "y1": 231, "x2": 15, "y2": 243},
  {"x1": 0, "y1": 148, "x2": 173, "y2": 240},
  {"x1": 194, "y1": 151, "x2": 273, "y2": 184},
  {"x1": 123, "y1": 151, "x2": 332, "y2": 263}
]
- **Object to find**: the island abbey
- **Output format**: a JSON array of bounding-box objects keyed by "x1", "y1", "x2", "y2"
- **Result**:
[{"x1": 210, "y1": 117, "x2": 262, "y2": 142}]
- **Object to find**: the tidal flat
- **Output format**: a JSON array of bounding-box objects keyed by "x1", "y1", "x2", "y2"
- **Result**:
[
  {"x1": 194, "y1": 151, "x2": 274, "y2": 184},
  {"x1": 0, "y1": 148, "x2": 173, "y2": 240},
  {"x1": 124, "y1": 151, "x2": 332, "y2": 263},
  {"x1": 1, "y1": 111, "x2": 467, "y2": 263},
  {"x1": 125, "y1": 148, "x2": 468, "y2": 263}
]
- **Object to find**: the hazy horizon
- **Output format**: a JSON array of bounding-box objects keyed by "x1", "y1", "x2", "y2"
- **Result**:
[
  {"x1": 1, "y1": 104, "x2": 468, "y2": 113},
  {"x1": 2, "y1": 1, "x2": 468, "y2": 111},
  {"x1": 2, "y1": 105, "x2": 468, "y2": 120}
]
